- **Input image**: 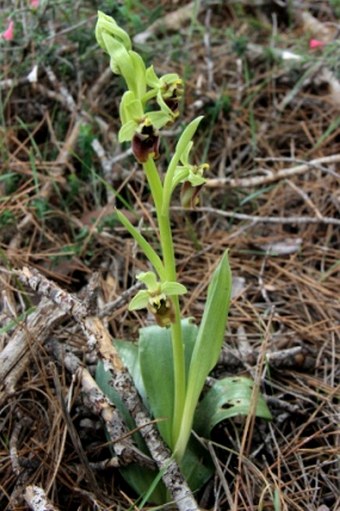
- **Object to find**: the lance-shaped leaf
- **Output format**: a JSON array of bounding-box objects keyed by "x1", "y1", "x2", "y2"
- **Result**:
[
  {"x1": 174, "y1": 251, "x2": 232, "y2": 459},
  {"x1": 115, "y1": 209, "x2": 165, "y2": 279}
]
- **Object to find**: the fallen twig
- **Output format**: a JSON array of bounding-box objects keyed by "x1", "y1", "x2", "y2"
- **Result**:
[
  {"x1": 206, "y1": 154, "x2": 340, "y2": 188},
  {"x1": 171, "y1": 206, "x2": 340, "y2": 226},
  {"x1": 0, "y1": 298, "x2": 66, "y2": 405},
  {"x1": 48, "y1": 339, "x2": 153, "y2": 468},
  {"x1": 24, "y1": 485, "x2": 60, "y2": 511},
  {"x1": 18, "y1": 267, "x2": 200, "y2": 511}
]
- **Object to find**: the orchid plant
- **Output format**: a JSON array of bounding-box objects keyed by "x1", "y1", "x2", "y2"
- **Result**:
[{"x1": 95, "y1": 11, "x2": 271, "y2": 503}]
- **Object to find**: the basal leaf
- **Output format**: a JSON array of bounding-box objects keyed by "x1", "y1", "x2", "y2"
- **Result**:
[
  {"x1": 194, "y1": 376, "x2": 272, "y2": 437},
  {"x1": 96, "y1": 358, "x2": 166, "y2": 504},
  {"x1": 139, "y1": 318, "x2": 198, "y2": 448}
]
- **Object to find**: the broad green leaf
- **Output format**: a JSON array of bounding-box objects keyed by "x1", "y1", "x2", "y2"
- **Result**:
[
  {"x1": 139, "y1": 319, "x2": 198, "y2": 448},
  {"x1": 96, "y1": 357, "x2": 166, "y2": 504},
  {"x1": 139, "y1": 325, "x2": 174, "y2": 446},
  {"x1": 174, "y1": 251, "x2": 232, "y2": 459},
  {"x1": 114, "y1": 339, "x2": 147, "y2": 404},
  {"x1": 194, "y1": 376, "x2": 272, "y2": 437},
  {"x1": 181, "y1": 436, "x2": 213, "y2": 491},
  {"x1": 180, "y1": 141, "x2": 193, "y2": 165}
]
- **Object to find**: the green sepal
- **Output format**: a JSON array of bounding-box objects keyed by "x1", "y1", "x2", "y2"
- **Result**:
[
  {"x1": 128, "y1": 290, "x2": 150, "y2": 311},
  {"x1": 161, "y1": 281, "x2": 187, "y2": 296},
  {"x1": 145, "y1": 65, "x2": 159, "y2": 87},
  {"x1": 118, "y1": 120, "x2": 137, "y2": 143},
  {"x1": 147, "y1": 111, "x2": 172, "y2": 129},
  {"x1": 136, "y1": 271, "x2": 158, "y2": 290},
  {"x1": 128, "y1": 50, "x2": 147, "y2": 98},
  {"x1": 194, "y1": 376, "x2": 273, "y2": 437},
  {"x1": 119, "y1": 91, "x2": 143, "y2": 125}
]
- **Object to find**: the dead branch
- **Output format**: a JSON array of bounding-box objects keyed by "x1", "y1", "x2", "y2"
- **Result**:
[
  {"x1": 17, "y1": 267, "x2": 200, "y2": 511},
  {"x1": 24, "y1": 485, "x2": 60, "y2": 511},
  {"x1": 48, "y1": 339, "x2": 152, "y2": 468},
  {"x1": 171, "y1": 206, "x2": 340, "y2": 226},
  {"x1": 0, "y1": 298, "x2": 66, "y2": 405},
  {"x1": 206, "y1": 154, "x2": 340, "y2": 189}
]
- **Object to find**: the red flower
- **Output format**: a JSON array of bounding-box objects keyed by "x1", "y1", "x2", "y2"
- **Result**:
[
  {"x1": 2, "y1": 20, "x2": 14, "y2": 41},
  {"x1": 309, "y1": 39, "x2": 326, "y2": 50}
]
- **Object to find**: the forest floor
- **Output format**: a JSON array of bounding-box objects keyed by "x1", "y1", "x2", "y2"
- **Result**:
[{"x1": 0, "y1": 1, "x2": 339, "y2": 510}]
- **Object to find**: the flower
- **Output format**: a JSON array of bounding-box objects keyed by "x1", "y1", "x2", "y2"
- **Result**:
[
  {"x1": 146, "y1": 66, "x2": 184, "y2": 119},
  {"x1": 309, "y1": 39, "x2": 326, "y2": 50},
  {"x1": 176, "y1": 141, "x2": 209, "y2": 187},
  {"x1": 128, "y1": 272, "x2": 187, "y2": 327},
  {"x1": 118, "y1": 91, "x2": 171, "y2": 162},
  {"x1": 30, "y1": 0, "x2": 40, "y2": 8},
  {"x1": 172, "y1": 139, "x2": 209, "y2": 207},
  {"x1": 2, "y1": 20, "x2": 14, "y2": 41}
]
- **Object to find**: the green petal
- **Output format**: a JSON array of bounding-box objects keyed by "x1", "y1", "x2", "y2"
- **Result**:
[
  {"x1": 161, "y1": 282, "x2": 187, "y2": 296},
  {"x1": 128, "y1": 290, "x2": 150, "y2": 311}
]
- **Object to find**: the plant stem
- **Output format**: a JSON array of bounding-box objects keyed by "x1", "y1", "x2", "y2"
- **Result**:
[{"x1": 143, "y1": 157, "x2": 186, "y2": 451}]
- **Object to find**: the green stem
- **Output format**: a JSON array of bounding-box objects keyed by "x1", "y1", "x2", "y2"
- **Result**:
[{"x1": 143, "y1": 157, "x2": 186, "y2": 451}]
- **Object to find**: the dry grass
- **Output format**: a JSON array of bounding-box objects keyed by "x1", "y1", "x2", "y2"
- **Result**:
[{"x1": 0, "y1": 1, "x2": 339, "y2": 510}]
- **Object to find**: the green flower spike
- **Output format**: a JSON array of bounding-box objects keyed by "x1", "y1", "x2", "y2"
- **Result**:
[
  {"x1": 95, "y1": 11, "x2": 146, "y2": 99},
  {"x1": 146, "y1": 66, "x2": 184, "y2": 119},
  {"x1": 129, "y1": 272, "x2": 187, "y2": 327}
]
